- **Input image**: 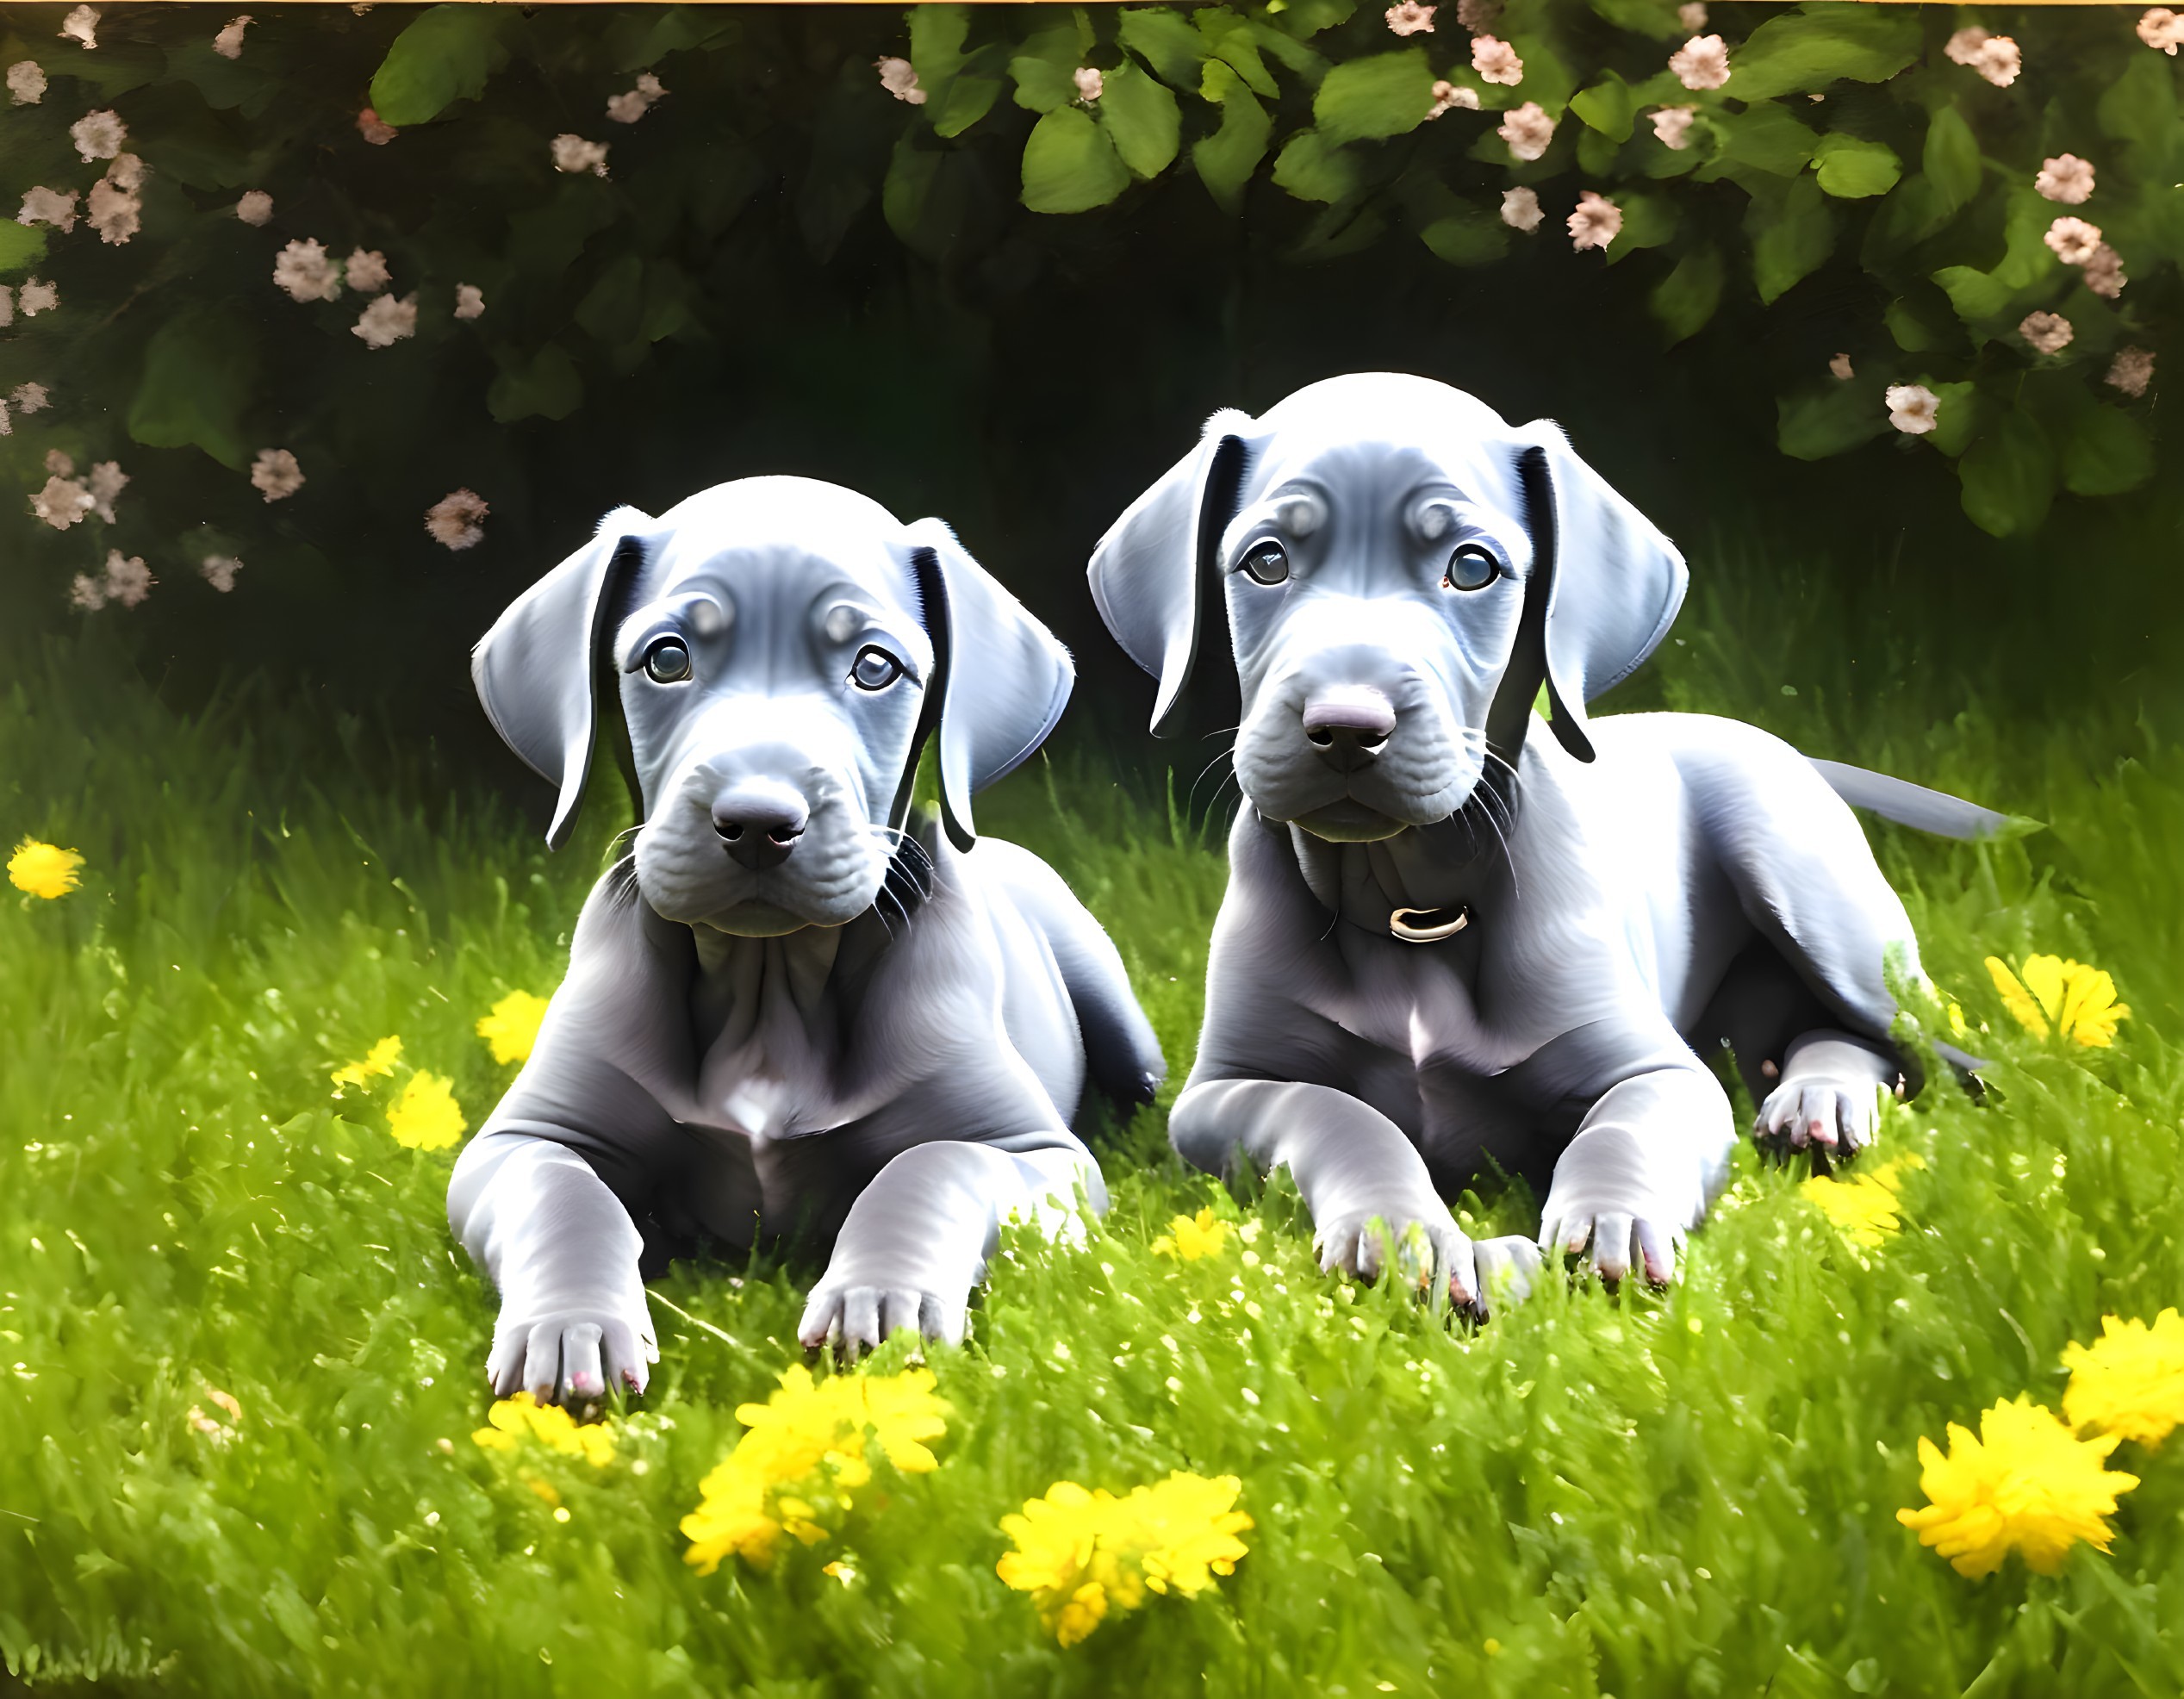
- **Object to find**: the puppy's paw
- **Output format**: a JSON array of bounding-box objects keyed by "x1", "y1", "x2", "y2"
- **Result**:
[
  {"x1": 1754, "y1": 1075, "x2": 1883, "y2": 1159},
  {"x1": 797, "y1": 1279, "x2": 967, "y2": 1364},
  {"x1": 1538, "y1": 1204, "x2": 1683, "y2": 1286},
  {"x1": 486, "y1": 1304, "x2": 659, "y2": 1405},
  {"x1": 1313, "y1": 1199, "x2": 1535, "y2": 1318}
]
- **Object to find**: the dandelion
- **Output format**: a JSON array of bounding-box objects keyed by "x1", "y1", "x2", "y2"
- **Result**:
[
  {"x1": 681, "y1": 1366, "x2": 950, "y2": 1572},
  {"x1": 6, "y1": 61, "x2": 45, "y2": 104},
  {"x1": 1945, "y1": 27, "x2": 2021, "y2": 88},
  {"x1": 476, "y1": 989, "x2": 548, "y2": 1062},
  {"x1": 344, "y1": 248, "x2": 389, "y2": 293},
  {"x1": 2082, "y1": 244, "x2": 2126, "y2": 300},
  {"x1": 98, "y1": 549, "x2": 152, "y2": 608},
  {"x1": 1886, "y1": 383, "x2": 1939, "y2": 435},
  {"x1": 11, "y1": 382, "x2": 50, "y2": 414},
  {"x1": 472, "y1": 1391, "x2": 618, "y2": 1466},
  {"x1": 59, "y1": 5, "x2": 97, "y2": 49},
  {"x1": 16, "y1": 188, "x2": 78, "y2": 233},
  {"x1": 1670, "y1": 34, "x2": 1730, "y2": 92},
  {"x1": 330, "y1": 1035, "x2": 403, "y2": 1090},
  {"x1": 1801, "y1": 1154, "x2": 1922, "y2": 1248},
  {"x1": 874, "y1": 56, "x2": 925, "y2": 104},
  {"x1": 551, "y1": 134, "x2": 609, "y2": 177},
  {"x1": 1472, "y1": 34, "x2": 1521, "y2": 84},
  {"x1": 388, "y1": 1071, "x2": 465, "y2": 1150},
  {"x1": 1500, "y1": 184, "x2": 1544, "y2": 232},
  {"x1": 452, "y1": 283, "x2": 485, "y2": 321},
  {"x1": 201, "y1": 554, "x2": 243, "y2": 593},
  {"x1": 1985, "y1": 954, "x2": 2129, "y2": 1048},
  {"x1": 1829, "y1": 352, "x2": 1854, "y2": 380},
  {"x1": 2035, "y1": 154, "x2": 2095, "y2": 205},
  {"x1": 606, "y1": 72, "x2": 667, "y2": 124},
  {"x1": 69, "y1": 109, "x2": 124, "y2": 161},
  {"x1": 2063, "y1": 1310, "x2": 2184, "y2": 1447},
  {"x1": 1426, "y1": 80, "x2": 1478, "y2": 118},
  {"x1": 357, "y1": 108, "x2": 396, "y2": 145},
  {"x1": 998, "y1": 1472, "x2": 1253, "y2": 1646},
  {"x1": 1498, "y1": 101, "x2": 1555, "y2": 163},
  {"x1": 1073, "y1": 65, "x2": 1104, "y2": 103},
  {"x1": 2139, "y1": 7, "x2": 2184, "y2": 52},
  {"x1": 2044, "y1": 216, "x2": 2102, "y2": 266},
  {"x1": 1897, "y1": 1395, "x2": 2137, "y2": 1578},
  {"x1": 213, "y1": 15, "x2": 252, "y2": 58},
  {"x1": 28, "y1": 475, "x2": 93, "y2": 530},
  {"x1": 1651, "y1": 105, "x2": 1696, "y2": 150},
  {"x1": 273, "y1": 239, "x2": 342, "y2": 303},
  {"x1": 2019, "y1": 311, "x2": 2073, "y2": 356},
  {"x1": 235, "y1": 190, "x2": 273, "y2": 226},
  {"x1": 1567, "y1": 190, "x2": 1621, "y2": 252},
  {"x1": 1677, "y1": 0, "x2": 1708, "y2": 28},
  {"x1": 1152, "y1": 1207, "x2": 1234, "y2": 1261},
  {"x1": 9, "y1": 838, "x2": 84, "y2": 899},
  {"x1": 1384, "y1": 0, "x2": 1435, "y2": 34},
  {"x1": 250, "y1": 447, "x2": 304, "y2": 501},
  {"x1": 2106, "y1": 346, "x2": 2155, "y2": 398}
]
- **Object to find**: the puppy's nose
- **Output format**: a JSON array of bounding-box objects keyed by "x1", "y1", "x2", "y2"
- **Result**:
[
  {"x1": 1302, "y1": 688, "x2": 1396, "y2": 773},
  {"x1": 711, "y1": 785, "x2": 809, "y2": 871}
]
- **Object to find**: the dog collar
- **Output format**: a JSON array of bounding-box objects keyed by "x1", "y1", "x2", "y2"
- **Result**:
[{"x1": 1388, "y1": 903, "x2": 1472, "y2": 944}]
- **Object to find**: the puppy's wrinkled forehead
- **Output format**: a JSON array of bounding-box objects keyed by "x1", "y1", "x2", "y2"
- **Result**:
[
  {"x1": 1237, "y1": 435, "x2": 1534, "y2": 574},
  {"x1": 642, "y1": 479, "x2": 919, "y2": 613}
]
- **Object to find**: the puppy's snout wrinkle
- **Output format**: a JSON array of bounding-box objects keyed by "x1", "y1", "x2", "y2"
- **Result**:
[
  {"x1": 710, "y1": 781, "x2": 810, "y2": 870},
  {"x1": 1302, "y1": 687, "x2": 1396, "y2": 772}
]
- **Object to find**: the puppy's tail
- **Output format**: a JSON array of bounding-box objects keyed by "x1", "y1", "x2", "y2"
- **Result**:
[{"x1": 1808, "y1": 758, "x2": 2021, "y2": 841}]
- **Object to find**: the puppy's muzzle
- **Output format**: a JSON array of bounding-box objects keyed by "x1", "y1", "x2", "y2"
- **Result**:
[
  {"x1": 711, "y1": 780, "x2": 810, "y2": 872},
  {"x1": 1302, "y1": 687, "x2": 1396, "y2": 775}
]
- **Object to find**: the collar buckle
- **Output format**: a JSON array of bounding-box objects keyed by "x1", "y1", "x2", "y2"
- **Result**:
[{"x1": 1388, "y1": 904, "x2": 1472, "y2": 944}]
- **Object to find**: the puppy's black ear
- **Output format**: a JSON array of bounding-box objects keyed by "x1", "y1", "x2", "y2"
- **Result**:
[
  {"x1": 472, "y1": 507, "x2": 654, "y2": 849},
  {"x1": 1086, "y1": 408, "x2": 1256, "y2": 737},
  {"x1": 903, "y1": 518, "x2": 1073, "y2": 853},
  {"x1": 1511, "y1": 421, "x2": 1686, "y2": 763}
]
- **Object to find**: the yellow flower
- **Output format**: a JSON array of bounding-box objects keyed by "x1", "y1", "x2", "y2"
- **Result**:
[
  {"x1": 1151, "y1": 1207, "x2": 1233, "y2": 1261},
  {"x1": 1986, "y1": 955, "x2": 2129, "y2": 1048},
  {"x1": 470, "y1": 1391, "x2": 617, "y2": 1466},
  {"x1": 388, "y1": 1071, "x2": 466, "y2": 1150},
  {"x1": 998, "y1": 1472, "x2": 1252, "y2": 1644},
  {"x1": 1801, "y1": 1154, "x2": 1923, "y2": 1249},
  {"x1": 681, "y1": 1366, "x2": 951, "y2": 1575},
  {"x1": 1896, "y1": 1395, "x2": 2138, "y2": 1578},
  {"x1": 330, "y1": 1034, "x2": 403, "y2": 1091},
  {"x1": 2063, "y1": 1309, "x2": 2184, "y2": 1447},
  {"x1": 9, "y1": 837, "x2": 84, "y2": 899},
  {"x1": 476, "y1": 989, "x2": 551, "y2": 1065}
]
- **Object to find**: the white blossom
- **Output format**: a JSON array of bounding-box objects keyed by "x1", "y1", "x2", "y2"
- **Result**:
[
  {"x1": 30, "y1": 475, "x2": 94, "y2": 529},
  {"x1": 1885, "y1": 383, "x2": 1939, "y2": 435},
  {"x1": 453, "y1": 283, "x2": 485, "y2": 321},
  {"x1": 70, "y1": 574, "x2": 106, "y2": 610},
  {"x1": 1829, "y1": 352, "x2": 1854, "y2": 380},
  {"x1": 1497, "y1": 101, "x2": 1555, "y2": 163},
  {"x1": 2082, "y1": 243, "x2": 2127, "y2": 299},
  {"x1": 344, "y1": 248, "x2": 390, "y2": 293},
  {"x1": 1651, "y1": 106, "x2": 1696, "y2": 150},
  {"x1": 213, "y1": 15, "x2": 252, "y2": 59},
  {"x1": 251, "y1": 447, "x2": 304, "y2": 501},
  {"x1": 1567, "y1": 190, "x2": 1621, "y2": 252},
  {"x1": 2034, "y1": 154, "x2": 2095, "y2": 205},
  {"x1": 12, "y1": 382, "x2": 51, "y2": 413},
  {"x1": 1670, "y1": 34, "x2": 1730, "y2": 91},
  {"x1": 2106, "y1": 346, "x2": 2155, "y2": 397},
  {"x1": 59, "y1": 6, "x2": 98, "y2": 49},
  {"x1": 6, "y1": 60, "x2": 45, "y2": 104},
  {"x1": 1073, "y1": 65, "x2": 1104, "y2": 103},
  {"x1": 235, "y1": 190, "x2": 273, "y2": 226},
  {"x1": 352, "y1": 293, "x2": 417, "y2": 349},
  {"x1": 1677, "y1": 2, "x2": 1708, "y2": 30},
  {"x1": 1500, "y1": 185, "x2": 1543, "y2": 233},
  {"x1": 18, "y1": 278, "x2": 58, "y2": 316},
  {"x1": 357, "y1": 108, "x2": 396, "y2": 146},
  {"x1": 2139, "y1": 7, "x2": 2184, "y2": 52},
  {"x1": 2044, "y1": 216, "x2": 2102, "y2": 265},
  {"x1": 1944, "y1": 27, "x2": 2019, "y2": 88},
  {"x1": 69, "y1": 108, "x2": 124, "y2": 160},
  {"x1": 2018, "y1": 310, "x2": 2073, "y2": 355},
  {"x1": 425, "y1": 487, "x2": 489, "y2": 551},
  {"x1": 273, "y1": 238, "x2": 342, "y2": 302},
  {"x1": 1384, "y1": 1, "x2": 1436, "y2": 35},
  {"x1": 606, "y1": 72, "x2": 666, "y2": 124},
  {"x1": 551, "y1": 134, "x2": 609, "y2": 177},
  {"x1": 86, "y1": 460, "x2": 128, "y2": 523},
  {"x1": 1472, "y1": 34, "x2": 1522, "y2": 84},
  {"x1": 1426, "y1": 80, "x2": 1479, "y2": 119},
  {"x1": 201, "y1": 554, "x2": 244, "y2": 592},
  {"x1": 100, "y1": 549, "x2": 152, "y2": 607},
  {"x1": 16, "y1": 187, "x2": 79, "y2": 233},
  {"x1": 87, "y1": 163, "x2": 142, "y2": 246},
  {"x1": 874, "y1": 57, "x2": 925, "y2": 104}
]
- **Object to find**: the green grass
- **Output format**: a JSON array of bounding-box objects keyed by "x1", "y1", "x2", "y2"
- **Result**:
[{"x1": 5, "y1": 595, "x2": 2184, "y2": 1699}]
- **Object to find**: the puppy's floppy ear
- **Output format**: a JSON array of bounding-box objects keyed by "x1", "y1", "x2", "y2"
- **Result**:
[
  {"x1": 472, "y1": 506, "x2": 654, "y2": 849},
  {"x1": 1086, "y1": 408, "x2": 1257, "y2": 737},
  {"x1": 1512, "y1": 421, "x2": 1687, "y2": 764},
  {"x1": 902, "y1": 517, "x2": 1073, "y2": 853}
]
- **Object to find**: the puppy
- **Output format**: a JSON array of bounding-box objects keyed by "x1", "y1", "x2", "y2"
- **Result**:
[
  {"x1": 1088, "y1": 372, "x2": 1967, "y2": 1310},
  {"x1": 452, "y1": 476, "x2": 1163, "y2": 1403}
]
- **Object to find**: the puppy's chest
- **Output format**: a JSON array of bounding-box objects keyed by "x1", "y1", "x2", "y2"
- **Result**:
[{"x1": 1316, "y1": 933, "x2": 1535, "y2": 1076}]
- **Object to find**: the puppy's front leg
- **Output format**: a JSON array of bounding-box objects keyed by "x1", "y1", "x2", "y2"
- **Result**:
[
  {"x1": 449, "y1": 1130, "x2": 659, "y2": 1403},
  {"x1": 1172, "y1": 1079, "x2": 1540, "y2": 1315},
  {"x1": 797, "y1": 1141, "x2": 1104, "y2": 1360}
]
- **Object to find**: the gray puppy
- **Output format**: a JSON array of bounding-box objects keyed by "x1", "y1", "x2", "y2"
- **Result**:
[
  {"x1": 1089, "y1": 372, "x2": 1964, "y2": 1310},
  {"x1": 452, "y1": 477, "x2": 1162, "y2": 1403}
]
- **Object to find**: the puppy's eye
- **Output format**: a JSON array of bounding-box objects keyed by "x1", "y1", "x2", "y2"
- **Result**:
[
  {"x1": 643, "y1": 637, "x2": 693, "y2": 683},
  {"x1": 849, "y1": 645, "x2": 905, "y2": 692},
  {"x1": 1443, "y1": 545, "x2": 1502, "y2": 593},
  {"x1": 1240, "y1": 538, "x2": 1290, "y2": 587}
]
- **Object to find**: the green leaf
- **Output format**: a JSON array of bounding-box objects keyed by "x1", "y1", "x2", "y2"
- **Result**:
[
  {"x1": 2097, "y1": 50, "x2": 2175, "y2": 149},
  {"x1": 1021, "y1": 107, "x2": 1129, "y2": 214},
  {"x1": 1272, "y1": 130, "x2": 1362, "y2": 203},
  {"x1": 1262, "y1": 0, "x2": 1357, "y2": 39},
  {"x1": 1727, "y1": 6, "x2": 1920, "y2": 103},
  {"x1": 1193, "y1": 81, "x2": 1272, "y2": 213},
  {"x1": 911, "y1": 4, "x2": 974, "y2": 88},
  {"x1": 1607, "y1": 191, "x2": 1678, "y2": 262},
  {"x1": 1312, "y1": 49, "x2": 1434, "y2": 144},
  {"x1": 2060, "y1": 406, "x2": 2155, "y2": 496},
  {"x1": 575, "y1": 255, "x2": 644, "y2": 344},
  {"x1": 1248, "y1": 21, "x2": 1331, "y2": 88},
  {"x1": 487, "y1": 345, "x2": 584, "y2": 424},
  {"x1": 1584, "y1": 0, "x2": 1685, "y2": 41},
  {"x1": 1100, "y1": 61, "x2": 1182, "y2": 178},
  {"x1": 367, "y1": 5, "x2": 508, "y2": 127},
  {"x1": 1776, "y1": 380, "x2": 1888, "y2": 460},
  {"x1": 1883, "y1": 294, "x2": 1952, "y2": 353},
  {"x1": 932, "y1": 75, "x2": 1002, "y2": 140},
  {"x1": 1117, "y1": 7, "x2": 1208, "y2": 85},
  {"x1": 0, "y1": 222, "x2": 47, "y2": 278},
  {"x1": 1011, "y1": 54, "x2": 1080, "y2": 114},
  {"x1": 1747, "y1": 173, "x2": 1836, "y2": 304},
  {"x1": 1570, "y1": 73, "x2": 1636, "y2": 143},
  {"x1": 1813, "y1": 134, "x2": 1901, "y2": 200},
  {"x1": 1957, "y1": 411, "x2": 2053, "y2": 538},
  {"x1": 1926, "y1": 380, "x2": 1981, "y2": 457},
  {"x1": 1861, "y1": 176, "x2": 1951, "y2": 265},
  {"x1": 1196, "y1": 9, "x2": 1279, "y2": 99},
  {"x1": 1418, "y1": 201, "x2": 1509, "y2": 267},
  {"x1": 1649, "y1": 244, "x2": 1724, "y2": 342},
  {"x1": 1931, "y1": 264, "x2": 2011, "y2": 324},
  {"x1": 126, "y1": 312, "x2": 258, "y2": 470},
  {"x1": 1923, "y1": 107, "x2": 1980, "y2": 216},
  {"x1": 1711, "y1": 103, "x2": 1819, "y2": 178},
  {"x1": 1990, "y1": 190, "x2": 2061, "y2": 292}
]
